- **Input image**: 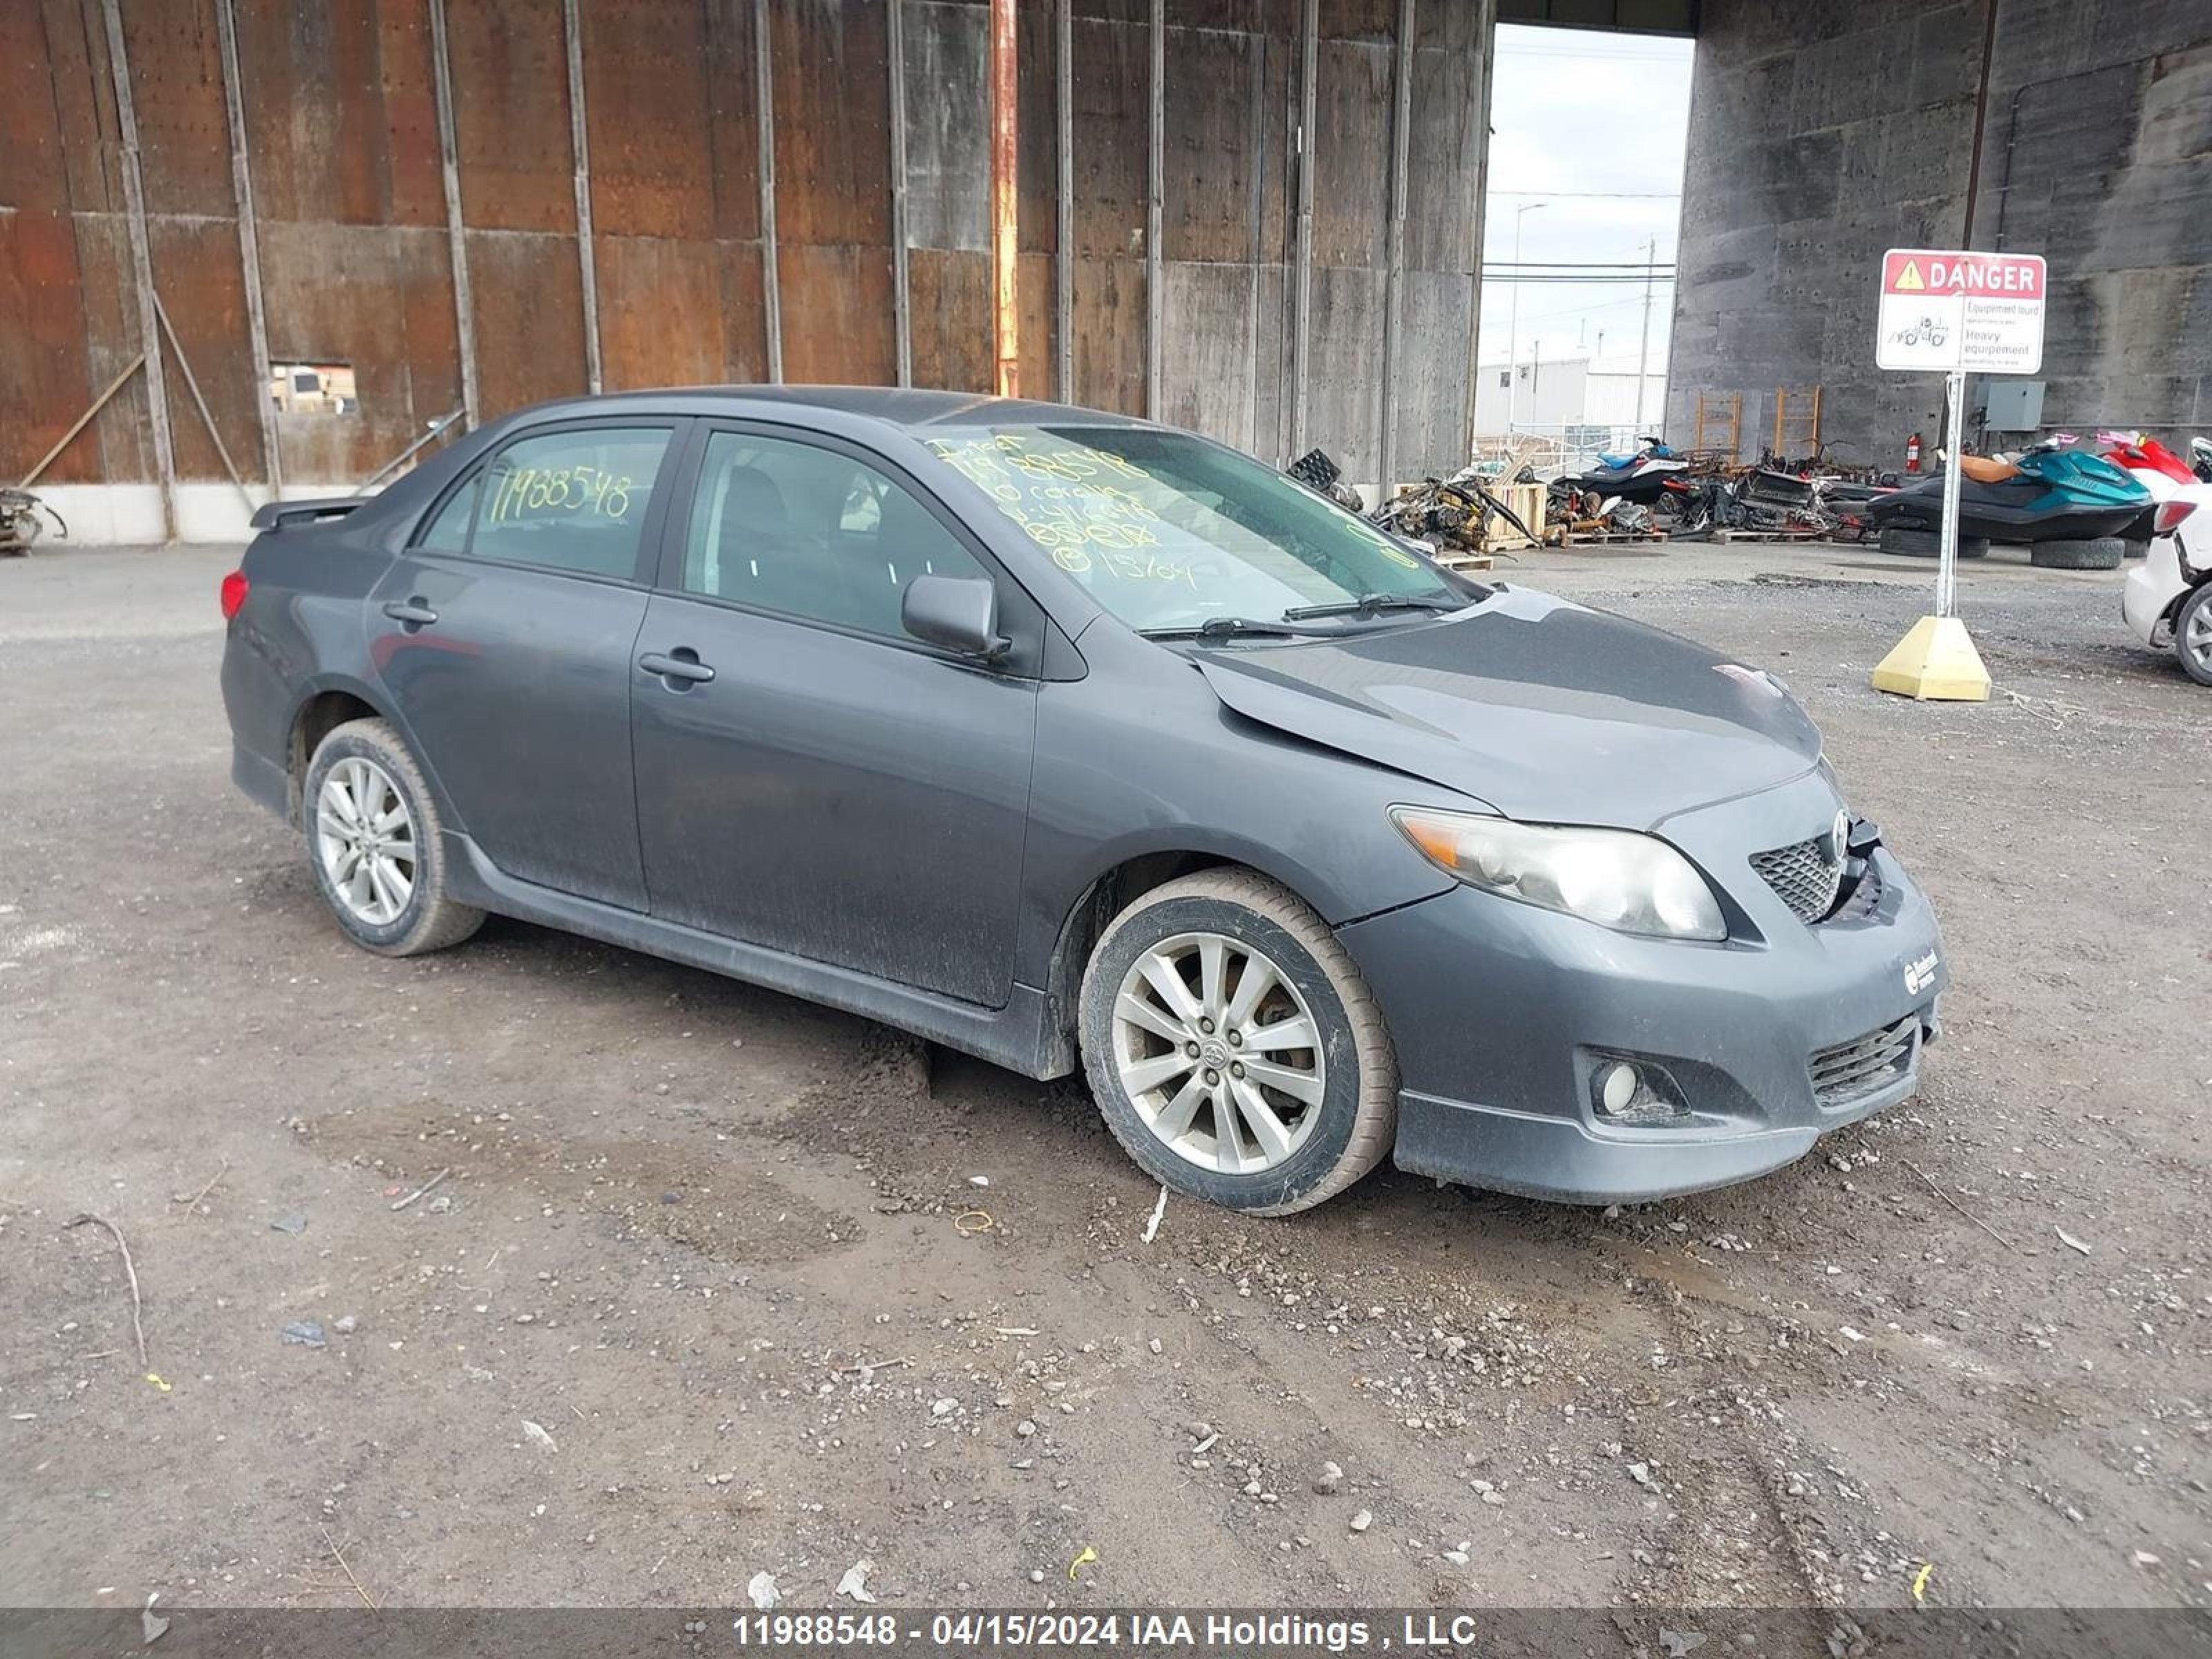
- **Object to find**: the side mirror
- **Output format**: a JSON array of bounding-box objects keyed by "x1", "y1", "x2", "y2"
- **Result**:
[{"x1": 902, "y1": 574, "x2": 1009, "y2": 661}]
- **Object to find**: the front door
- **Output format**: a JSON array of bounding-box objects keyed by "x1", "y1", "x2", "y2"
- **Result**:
[
  {"x1": 368, "y1": 421, "x2": 680, "y2": 910},
  {"x1": 629, "y1": 427, "x2": 1040, "y2": 1006}
]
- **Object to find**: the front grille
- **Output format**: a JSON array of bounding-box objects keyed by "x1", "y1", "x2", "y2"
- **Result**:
[
  {"x1": 1810, "y1": 1015, "x2": 1918, "y2": 1108},
  {"x1": 1750, "y1": 833, "x2": 1845, "y2": 922}
]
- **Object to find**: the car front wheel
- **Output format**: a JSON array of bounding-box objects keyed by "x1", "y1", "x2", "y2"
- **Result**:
[
  {"x1": 303, "y1": 717, "x2": 484, "y2": 956},
  {"x1": 1078, "y1": 870, "x2": 1397, "y2": 1215}
]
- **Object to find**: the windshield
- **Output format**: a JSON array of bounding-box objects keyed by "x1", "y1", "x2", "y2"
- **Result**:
[{"x1": 916, "y1": 425, "x2": 1471, "y2": 633}]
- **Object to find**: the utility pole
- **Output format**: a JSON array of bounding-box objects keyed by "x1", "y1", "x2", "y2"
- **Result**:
[
  {"x1": 1634, "y1": 235, "x2": 1656, "y2": 431},
  {"x1": 1505, "y1": 200, "x2": 1546, "y2": 433}
]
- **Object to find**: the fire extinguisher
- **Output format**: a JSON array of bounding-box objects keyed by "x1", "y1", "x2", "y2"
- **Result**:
[{"x1": 1904, "y1": 432, "x2": 1923, "y2": 474}]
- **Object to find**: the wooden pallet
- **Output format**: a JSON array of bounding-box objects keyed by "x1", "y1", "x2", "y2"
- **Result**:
[
  {"x1": 1430, "y1": 550, "x2": 1496, "y2": 572},
  {"x1": 1548, "y1": 527, "x2": 1669, "y2": 547},
  {"x1": 1707, "y1": 526, "x2": 1828, "y2": 544}
]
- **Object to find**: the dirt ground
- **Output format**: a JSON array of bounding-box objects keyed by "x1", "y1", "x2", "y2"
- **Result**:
[{"x1": 2, "y1": 538, "x2": 2206, "y2": 1616}]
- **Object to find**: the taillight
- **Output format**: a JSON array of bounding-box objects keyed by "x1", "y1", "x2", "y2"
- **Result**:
[
  {"x1": 2155, "y1": 500, "x2": 2197, "y2": 536},
  {"x1": 220, "y1": 570, "x2": 248, "y2": 620}
]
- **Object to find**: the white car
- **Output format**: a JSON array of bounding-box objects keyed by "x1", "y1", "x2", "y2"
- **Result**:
[{"x1": 2124, "y1": 483, "x2": 2212, "y2": 686}]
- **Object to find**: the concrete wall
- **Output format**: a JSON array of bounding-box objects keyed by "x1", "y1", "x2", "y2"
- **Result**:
[
  {"x1": 1, "y1": 0, "x2": 1495, "y2": 543},
  {"x1": 1666, "y1": 0, "x2": 2212, "y2": 466}
]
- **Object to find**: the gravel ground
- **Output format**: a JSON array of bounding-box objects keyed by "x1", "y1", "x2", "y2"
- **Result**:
[{"x1": 1, "y1": 538, "x2": 2206, "y2": 1614}]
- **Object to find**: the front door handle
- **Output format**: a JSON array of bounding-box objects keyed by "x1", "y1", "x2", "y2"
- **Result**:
[
  {"x1": 639, "y1": 648, "x2": 716, "y2": 686},
  {"x1": 382, "y1": 599, "x2": 439, "y2": 628}
]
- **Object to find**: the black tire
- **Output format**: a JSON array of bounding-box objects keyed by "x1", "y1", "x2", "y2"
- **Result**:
[
  {"x1": 2175, "y1": 583, "x2": 2212, "y2": 688},
  {"x1": 2029, "y1": 536, "x2": 2124, "y2": 570},
  {"x1": 1879, "y1": 526, "x2": 1988, "y2": 559},
  {"x1": 1078, "y1": 870, "x2": 1397, "y2": 1216},
  {"x1": 303, "y1": 718, "x2": 484, "y2": 957},
  {"x1": 2123, "y1": 538, "x2": 2150, "y2": 561}
]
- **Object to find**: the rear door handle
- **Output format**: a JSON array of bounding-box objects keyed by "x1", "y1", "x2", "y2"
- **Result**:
[
  {"x1": 382, "y1": 599, "x2": 438, "y2": 627},
  {"x1": 639, "y1": 648, "x2": 716, "y2": 686}
]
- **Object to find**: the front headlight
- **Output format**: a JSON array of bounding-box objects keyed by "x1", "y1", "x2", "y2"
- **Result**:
[{"x1": 1391, "y1": 807, "x2": 1727, "y2": 941}]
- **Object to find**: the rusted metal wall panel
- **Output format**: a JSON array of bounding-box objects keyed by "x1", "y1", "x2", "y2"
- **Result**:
[
  {"x1": 909, "y1": 247, "x2": 994, "y2": 391},
  {"x1": 146, "y1": 216, "x2": 259, "y2": 483},
  {"x1": 582, "y1": 0, "x2": 769, "y2": 390},
  {"x1": 71, "y1": 213, "x2": 152, "y2": 485},
  {"x1": 0, "y1": 1, "x2": 97, "y2": 482},
  {"x1": 583, "y1": 0, "x2": 758, "y2": 239},
  {"x1": 771, "y1": 0, "x2": 895, "y2": 384},
  {"x1": 778, "y1": 243, "x2": 897, "y2": 384},
  {"x1": 0, "y1": 212, "x2": 100, "y2": 482},
  {"x1": 123, "y1": 0, "x2": 235, "y2": 218},
  {"x1": 449, "y1": 0, "x2": 577, "y2": 233},
  {"x1": 1074, "y1": 255, "x2": 1146, "y2": 415},
  {"x1": 594, "y1": 236, "x2": 719, "y2": 388},
  {"x1": 234, "y1": 0, "x2": 444, "y2": 227},
  {"x1": 466, "y1": 231, "x2": 587, "y2": 413}
]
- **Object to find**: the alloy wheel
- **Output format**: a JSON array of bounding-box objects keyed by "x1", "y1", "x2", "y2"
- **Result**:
[
  {"x1": 1109, "y1": 931, "x2": 1325, "y2": 1174},
  {"x1": 2186, "y1": 600, "x2": 2212, "y2": 675},
  {"x1": 315, "y1": 756, "x2": 418, "y2": 927}
]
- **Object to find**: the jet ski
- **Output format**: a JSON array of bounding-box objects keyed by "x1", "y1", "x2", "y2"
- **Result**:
[
  {"x1": 2100, "y1": 433, "x2": 2197, "y2": 546},
  {"x1": 1864, "y1": 445, "x2": 2150, "y2": 543},
  {"x1": 1550, "y1": 438, "x2": 1690, "y2": 508}
]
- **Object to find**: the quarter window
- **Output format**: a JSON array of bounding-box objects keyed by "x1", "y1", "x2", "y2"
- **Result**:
[
  {"x1": 454, "y1": 427, "x2": 671, "y2": 579},
  {"x1": 679, "y1": 431, "x2": 988, "y2": 639},
  {"x1": 417, "y1": 472, "x2": 479, "y2": 553}
]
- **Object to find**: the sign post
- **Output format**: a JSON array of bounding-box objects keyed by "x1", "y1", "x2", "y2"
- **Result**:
[{"x1": 1868, "y1": 247, "x2": 2047, "y2": 702}]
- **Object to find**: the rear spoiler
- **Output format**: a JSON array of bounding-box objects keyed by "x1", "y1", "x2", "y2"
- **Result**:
[{"x1": 249, "y1": 496, "x2": 364, "y2": 532}]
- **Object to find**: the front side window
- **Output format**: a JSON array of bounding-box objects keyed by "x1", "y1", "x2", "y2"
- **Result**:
[
  {"x1": 447, "y1": 427, "x2": 671, "y2": 579},
  {"x1": 679, "y1": 431, "x2": 988, "y2": 639},
  {"x1": 915, "y1": 426, "x2": 1463, "y2": 633}
]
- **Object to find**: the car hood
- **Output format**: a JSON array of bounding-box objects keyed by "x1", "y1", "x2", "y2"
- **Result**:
[{"x1": 1192, "y1": 586, "x2": 1823, "y2": 830}]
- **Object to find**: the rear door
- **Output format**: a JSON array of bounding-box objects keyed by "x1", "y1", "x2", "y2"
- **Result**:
[
  {"x1": 629, "y1": 424, "x2": 1040, "y2": 1006},
  {"x1": 369, "y1": 420, "x2": 680, "y2": 910}
]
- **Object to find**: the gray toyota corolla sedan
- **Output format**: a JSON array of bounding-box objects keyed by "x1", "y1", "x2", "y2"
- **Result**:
[{"x1": 221, "y1": 387, "x2": 1947, "y2": 1214}]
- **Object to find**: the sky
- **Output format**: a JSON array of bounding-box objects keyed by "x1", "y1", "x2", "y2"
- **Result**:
[{"x1": 1479, "y1": 24, "x2": 1695, "y2": 377}]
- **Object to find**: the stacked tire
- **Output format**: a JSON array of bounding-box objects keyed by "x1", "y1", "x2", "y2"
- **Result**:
[
  {"x1": 1879, "y1": 526, "x2": 1988, "y2": 559},
  {"x1": 2027, "y1": 538, "x2": 2124, "y2": 570}
]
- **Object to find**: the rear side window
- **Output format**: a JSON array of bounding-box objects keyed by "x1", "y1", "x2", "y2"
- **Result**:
[{"x1": 442, "y1": 427, "x2": 672, "y2": 579}]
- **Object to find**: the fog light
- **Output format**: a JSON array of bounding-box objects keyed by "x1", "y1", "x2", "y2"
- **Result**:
[
  {"x1": 1598, "y1": 1061, "x2": 1639, "y2": 1116},
  {"x1": 1588, "y1": 1053, "x2": 1691, "y2": 1125}
]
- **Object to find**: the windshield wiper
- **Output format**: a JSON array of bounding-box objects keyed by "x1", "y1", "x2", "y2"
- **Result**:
[
  {"x1": 1280, "y1": 592, "x2": 1465, "y2": 621},
  {"x1": 1139, "y1": 616, "x2": 1313, "y2": 642}
]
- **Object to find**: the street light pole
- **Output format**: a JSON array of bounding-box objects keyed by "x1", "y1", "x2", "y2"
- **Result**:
[{"x1": 1505, "y1": 200, "x2": 1546, "y2": 435}]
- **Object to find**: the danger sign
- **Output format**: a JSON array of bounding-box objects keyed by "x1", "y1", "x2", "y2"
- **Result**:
[{"x1": 1877, "y1": 247, "x2": 2045, "y2": 374}]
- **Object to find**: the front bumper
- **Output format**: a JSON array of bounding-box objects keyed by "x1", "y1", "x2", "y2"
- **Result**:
[{"x1": 1338, "y1": 775, "x2": 1948, "y2": 1204}]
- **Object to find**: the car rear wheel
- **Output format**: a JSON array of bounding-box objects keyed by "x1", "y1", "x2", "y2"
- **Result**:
[
  {"x1": 304, "y1": 718, "x2": 483, "y2": 956},
  {"x1": 1078, "y1": 870, "x2": 1396, "y2": 1215},
  {"x1": 2175, "y1": 583, "x2": 2212, "y2": 686}
]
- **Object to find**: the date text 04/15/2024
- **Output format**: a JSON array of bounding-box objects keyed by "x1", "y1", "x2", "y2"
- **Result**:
[{"x1": 729, "y1": 1613, "x2": 1497, "y2": 1651}]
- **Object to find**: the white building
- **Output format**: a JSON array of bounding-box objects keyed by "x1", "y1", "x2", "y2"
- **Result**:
[{"x1": 1472, "y1": 352, "x2": 1667, "y2": 447}]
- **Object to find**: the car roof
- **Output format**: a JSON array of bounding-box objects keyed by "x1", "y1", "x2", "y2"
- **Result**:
[{"x1": 496, "y1": 384, "x2": 1154, "y2": 435}]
